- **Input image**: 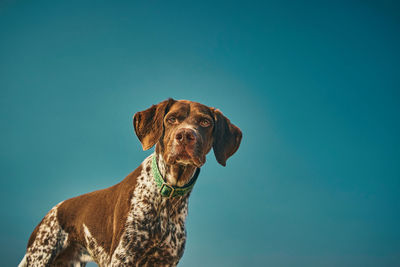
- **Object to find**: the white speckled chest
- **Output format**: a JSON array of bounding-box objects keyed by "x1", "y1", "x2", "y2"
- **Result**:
[{"x1": 110, "y1": 155, "x2": 190, "y2": 267}]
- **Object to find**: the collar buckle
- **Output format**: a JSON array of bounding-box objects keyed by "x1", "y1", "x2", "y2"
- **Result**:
[{"x1": 160, "y1": 183, "x2": 175, "y2": 198}]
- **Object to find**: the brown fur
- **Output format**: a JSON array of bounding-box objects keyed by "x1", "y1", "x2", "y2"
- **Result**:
[
  {"x1": 212, "y1": 109, "x2": 242, "y2": 166},
  {"x1": 55, "y1": 165, "x2": 142, "y2": 256}
]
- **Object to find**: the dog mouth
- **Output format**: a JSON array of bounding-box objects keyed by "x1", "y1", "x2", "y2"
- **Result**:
[{"x1": 167, "y1": 145, "x2": 205, "y2": 168}]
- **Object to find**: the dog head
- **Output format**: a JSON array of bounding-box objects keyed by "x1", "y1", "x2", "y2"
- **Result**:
[{"x1": 134, "y1": 98, "x2": 242, "y2": 168}]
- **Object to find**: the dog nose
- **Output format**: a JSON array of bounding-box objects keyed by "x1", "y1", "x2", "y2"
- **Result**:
[{"x1": 175, "y1": 128, "x2": 196, "y2": 145}]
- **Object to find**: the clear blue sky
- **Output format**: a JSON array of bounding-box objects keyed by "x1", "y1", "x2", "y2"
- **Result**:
[{"x1": 1, "y1": 1, "x2": 399, "y2": 266}]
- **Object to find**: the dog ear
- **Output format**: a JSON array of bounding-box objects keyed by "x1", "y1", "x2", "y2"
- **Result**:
[
  {"x1": 212, "y1": 109, "x2": 242, "y2": 166},
  {"x1": 133, "y1": 98, "x2": 175, "y2": 150}
]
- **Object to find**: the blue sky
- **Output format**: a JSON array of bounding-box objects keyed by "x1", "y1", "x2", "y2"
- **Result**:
[{"x1": 1, "y1": 1, "x2": 399, "y2": 266}]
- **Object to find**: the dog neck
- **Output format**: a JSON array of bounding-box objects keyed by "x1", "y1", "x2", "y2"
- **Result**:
[{"x1": 154, "y1": 153, "x2": 198, "y2": 187}]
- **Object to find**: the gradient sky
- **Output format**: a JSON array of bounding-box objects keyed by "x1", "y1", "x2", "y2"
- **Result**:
[{"x1": 1, "y1": 1, "x2": 399, "y2": 266}]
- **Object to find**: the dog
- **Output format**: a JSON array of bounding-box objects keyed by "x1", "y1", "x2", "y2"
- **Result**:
[{"x1": 19, "y1": 98, "x2": 242, "y2": 266}]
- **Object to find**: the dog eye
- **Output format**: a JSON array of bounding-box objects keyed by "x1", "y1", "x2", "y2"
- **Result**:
[
  {"x1": 167, "y1": 116, "x2": 177, "y2": 124},
  {"x1": 199, "y1": 118, "x2": 211, "y2": 127}
]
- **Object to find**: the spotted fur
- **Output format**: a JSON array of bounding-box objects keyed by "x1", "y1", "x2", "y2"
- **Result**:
[
  {"x1": 23, "y1": 203, "x2": 68, "y2": 266},
  {"x1": 111, "y1": 155, "x2": 188, "y2": 266},
  {"x1": 83, "y1": 224, "x2": 110, "y2": 266}
]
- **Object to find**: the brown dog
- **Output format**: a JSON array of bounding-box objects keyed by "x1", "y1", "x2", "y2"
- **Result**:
[{"x1": 19, "y1": 99, "x2": 242, "y2": 267}]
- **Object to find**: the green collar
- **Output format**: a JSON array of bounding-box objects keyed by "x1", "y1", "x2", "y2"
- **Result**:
[{"x1": 152, "y1": 155, "x2": 200, "y2": 198}]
